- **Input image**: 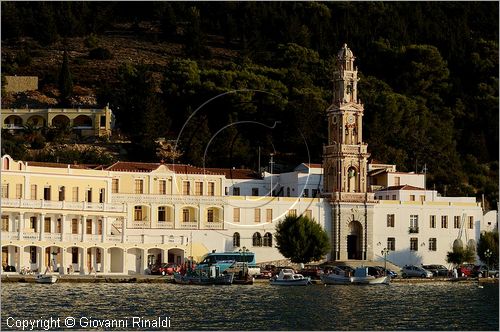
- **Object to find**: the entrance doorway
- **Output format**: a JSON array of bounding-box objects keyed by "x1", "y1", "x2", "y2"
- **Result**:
[
  {"x1": 347, "y1": 220, "x2": 362, "y2": 260},
  {"x1": 347, "y1": 235, "x2": 358, "y2": 259}
]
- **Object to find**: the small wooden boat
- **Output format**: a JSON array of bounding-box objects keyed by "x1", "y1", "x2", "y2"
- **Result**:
[
  {"x1": 321, "y1": 267, "x2": 352, "y2": 285},
  {"x1": 321, "y1": 267, "x2": 390, "y2": 285},
  {"x1": 173, "y1": 272, "x2": 234, "y2": 285},
  {"x1": 351, "y1": 267, "x2": 390, "y2": 285},
  {"x1": 270, "y1": 269, "x2": 311, "y2": 286},
  {"x1": 35, "y1": 274, "x2": 58, "y2": 284},
  {"x1": 174, "y1": 264, "x2": 234, "y2": 285},
  {"x1": 232, "y1": 272, "x2": 254, "y2": 285}
]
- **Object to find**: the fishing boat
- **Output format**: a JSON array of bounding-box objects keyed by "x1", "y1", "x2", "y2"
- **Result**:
[
  {"x1": 173, "y1": 272, "x2": 234, "y2": 285},
  {"x1": 321, "y1": 266, "x2": 390, "y2": 285},
  {"x1": 270, "y1": 269, "x2": 311, "y2": 286},
  {"x1": 173, "y1": 264, "x2": 234, "y2": 285},
  {"x1": 350, "y1": 267, "x2": 390, "y2": 285},
  {"x1": 320, "y1": 267, "x2": 352, "y2": 285},
  {"x1": 35, "y1": 274, "x2": 58, "y2": 284}
]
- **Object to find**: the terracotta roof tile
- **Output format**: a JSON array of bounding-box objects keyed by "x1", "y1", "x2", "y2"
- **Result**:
[
  {"x1": 303, "y1": 163, "x2": 323, "y2": 168},
  {"x1": 26, "y1": 161, "x2": 94, "y2": 169},
  {"x1": 205, "y1": 168, "x2": 262, "y2": 179},
  {"x1": 106, "y1": 161, "x2": 161, "y2": 172},
  {"x1": 106, "y1": 161, "x2": 224, "y2": 175},
  {"x1": 167, "y1": 164, "x2": 223, "y2": 176}
]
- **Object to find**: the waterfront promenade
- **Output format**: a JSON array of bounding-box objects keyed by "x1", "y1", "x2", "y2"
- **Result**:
[{"x1": 2, "y1": 274, "x2": 498, "y2": 284}]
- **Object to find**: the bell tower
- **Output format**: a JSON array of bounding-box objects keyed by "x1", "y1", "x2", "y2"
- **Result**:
[{"x1": 323, "y1": 44, "x2": 370, "y2": 197}]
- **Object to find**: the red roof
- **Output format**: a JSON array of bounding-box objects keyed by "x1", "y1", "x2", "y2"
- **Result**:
[
  {"x1": 167, "y1": 164, "x2": 224, "y2": 176},
  {"x1": 26, "y1": 161, "x2": 96, "y2": 169},
  {"x1": 106, "y1": 161, "x2": 161, "y2": 172},
  {"x1": 205, "y1": 168, "x2": 262, "y2": 179},
  {"x1": 303, "y1": 163, "x2": 323, "y2": 168},
  {"x1": 106, "y1": 161, "x2": 224, "y2": 175}
]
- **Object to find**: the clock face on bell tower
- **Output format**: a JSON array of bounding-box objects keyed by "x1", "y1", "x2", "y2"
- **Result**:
[{"x1": 322, "y1": 44, "x2": 370, "y2": 196}]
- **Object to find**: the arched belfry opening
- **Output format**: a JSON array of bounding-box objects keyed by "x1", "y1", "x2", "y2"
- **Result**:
[
  {"x1": 347, "y1": 220, "x2": 362, "y2": 260},
  {"x1": 347, "y1": 166, "x2": 358, "y2": 193}
]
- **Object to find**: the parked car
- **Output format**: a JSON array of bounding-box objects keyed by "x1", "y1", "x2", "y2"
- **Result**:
[
  {"x1": 457, "y1": 265, "x2": 473, "y2": 277},
  {"x1": 150, "y1": 263, "x2": 166, "y2": 275},
  {"x1": 422, "y1": 264, "x2": 450, "y2": 277},
  {"x1": 401, "y1": 265, "x2": 433, "y2": 278},
  {"x1": 150, "y1": 263, "x2": 177, "y2": 276},
  {"x1": 299, "y1": 266, "x2": 324, "y2": 279},
  {"x1": 375, "y1": 266, "x2": 398, "y2": 278},
  {"x1": 256, "y1": 268, "x2": 273, "y2": 279},
  {"x1": 472, "y1": 265, "x2": 499, "y2": 278}
]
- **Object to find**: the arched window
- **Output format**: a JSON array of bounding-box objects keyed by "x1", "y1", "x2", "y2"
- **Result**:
[
  {"x1": 252, "y1": 232, "x2": 262, "y2": 247},
  {"x1": 263, "y1": 232, "x2": 273, "y2": 247},
  {"x1": 3, "y1": 157, "x2": 9, "y2": 170},
  {"x1": 233, "y1": 232, "x2": 240, "y2": 247}
]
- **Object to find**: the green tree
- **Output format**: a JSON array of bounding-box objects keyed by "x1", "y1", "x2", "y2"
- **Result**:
[
  {"x1": 275, "y1": 215, "x2": 330, "y2": 264},
  {"x1": 477, "y1": 231, "x2": 499, "y2": 267},
  {"x1": 446, "y1": 245, "x2": 476, "y2": 266},
  {"x1": 183, "y1": 7, "x2": 209, "y2": 58},
  {"x1": 58, "y1": 49, "x2": 73, "y2": 105}
]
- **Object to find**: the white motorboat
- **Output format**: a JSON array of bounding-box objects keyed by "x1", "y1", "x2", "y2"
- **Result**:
[
  {"x1": 351, "y1": 267, "x2": 390, "y2": 285},
  {"x1": 35, "y1": 274, "x2": 58, "y2": 284},
  {"x1": 320, "y1": 267, "x2": 352, "y2": 285},
  {"x1": 270, "y1": 269, "x2": 311, "y2": 286},
  {"x1": 321, "y1": 266, "x2": 390, "y2": 285}
]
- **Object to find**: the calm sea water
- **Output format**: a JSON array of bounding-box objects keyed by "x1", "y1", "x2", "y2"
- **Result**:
[{"x1": 1, "y1": 282, "x2": 498, "y2": 331}]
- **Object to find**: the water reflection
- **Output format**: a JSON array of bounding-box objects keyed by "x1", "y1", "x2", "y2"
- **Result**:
[{"x1": 2, "y1": 282, "x2": 498, "y2": 330}]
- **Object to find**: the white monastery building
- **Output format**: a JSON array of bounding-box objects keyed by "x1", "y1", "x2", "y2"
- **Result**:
[{"x1": 1, "y1": 45, "x2": 497, "y2": 275}]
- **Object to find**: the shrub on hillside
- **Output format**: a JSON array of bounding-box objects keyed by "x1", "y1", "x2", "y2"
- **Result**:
[{"x1": 88, "y1": 47, "x2": 113, "y2": 60}]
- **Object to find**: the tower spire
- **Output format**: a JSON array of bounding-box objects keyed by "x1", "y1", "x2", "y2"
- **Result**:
[{"x1": 323, "y1": 44, "x2": 369, "y2": 197}]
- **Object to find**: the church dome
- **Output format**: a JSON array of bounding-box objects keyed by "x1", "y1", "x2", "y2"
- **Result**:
[{"x1": 337, "y1": 43, "x2": 354, "y2": 60}]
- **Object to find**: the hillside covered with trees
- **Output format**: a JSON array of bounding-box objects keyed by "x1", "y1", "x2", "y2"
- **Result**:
[{"x1": 1, "y1": 2, "x2": 498, "y2": 209}]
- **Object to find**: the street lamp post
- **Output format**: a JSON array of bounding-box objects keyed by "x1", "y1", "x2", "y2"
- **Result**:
[
  {"x1": 484, "y1": 249, "x2": 492, "y2": 278},
  {"x1": 239, "y1": 246, "x2": 249, "y2": 277},
  {"x1": 381, "y1": 248, "x2": 389, "y2": 276}
]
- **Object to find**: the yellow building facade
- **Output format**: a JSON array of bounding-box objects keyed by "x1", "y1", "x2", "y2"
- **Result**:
[
  {"x1": 1, "y1": 106, "x2": 114, "y2": 137},
  {"x1": 0, "y1": 156, "x2": 227, "y2": 275}
]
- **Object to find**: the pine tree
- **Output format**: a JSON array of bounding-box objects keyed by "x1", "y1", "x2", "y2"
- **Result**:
[{"x1": 58, "y1": 49, "x2": 73, "y2": 105}]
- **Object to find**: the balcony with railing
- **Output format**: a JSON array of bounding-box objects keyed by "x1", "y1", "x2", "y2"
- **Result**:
[
  {"x1": 111, "y1": 193, "x2": 226, "y2": 205},
  {"x1": 107, "y1": 234, "x2": 122, "y2": 243},
  {"x1": 179, "y1": 221, "x2": 199, "y2": 230},
  {"x1": 156, "y1": 221, "x2": 175, "y2": 229},
  {"x1": 409, "y1": 226, "x2": 419, "y2": 234},
  {"x1": 44, "y1": 233, "x2": 62, "y2": 241},
  {"x1": 323, "y1": 144, "x2": 368, "y2": 156},
  {"x1": 129, "y1": 220, "x2": 151, "y2": 229},
  {"x1": 203, "y1": 222, "x2": 224, "y2": 230},
  {"x1": 330, "y1": 192, "x2": 376, "y2": 203},
  {"x1": 2, "y1": 232, "x2": 19, "y2": 241},
  {"x1": 1, "y1": 198, "x2": 126, "y2": 213}
]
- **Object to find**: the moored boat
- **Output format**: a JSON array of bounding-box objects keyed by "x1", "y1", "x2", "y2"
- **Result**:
[
  {"x1": 173, "y1": 264, "x2": 234, "y2": 285},
  {"x1": 35, "y1": 274, "x2": 58, "y2": 284},
  {"x1": 321, "y1": 266, "x2": 390, "y2": 285},
  {"x1": 320, "y1": 267, "x2": 352, "y2": 285},
  {"x1": 173, "y1": 272, "x2": 234, "y2": 285},
  {"x1": 351, "y1": 267, "x2": 390, "y2": 285},
  {"x1": 270, "y1": 269, "x2": 311, "y2": 286}
]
